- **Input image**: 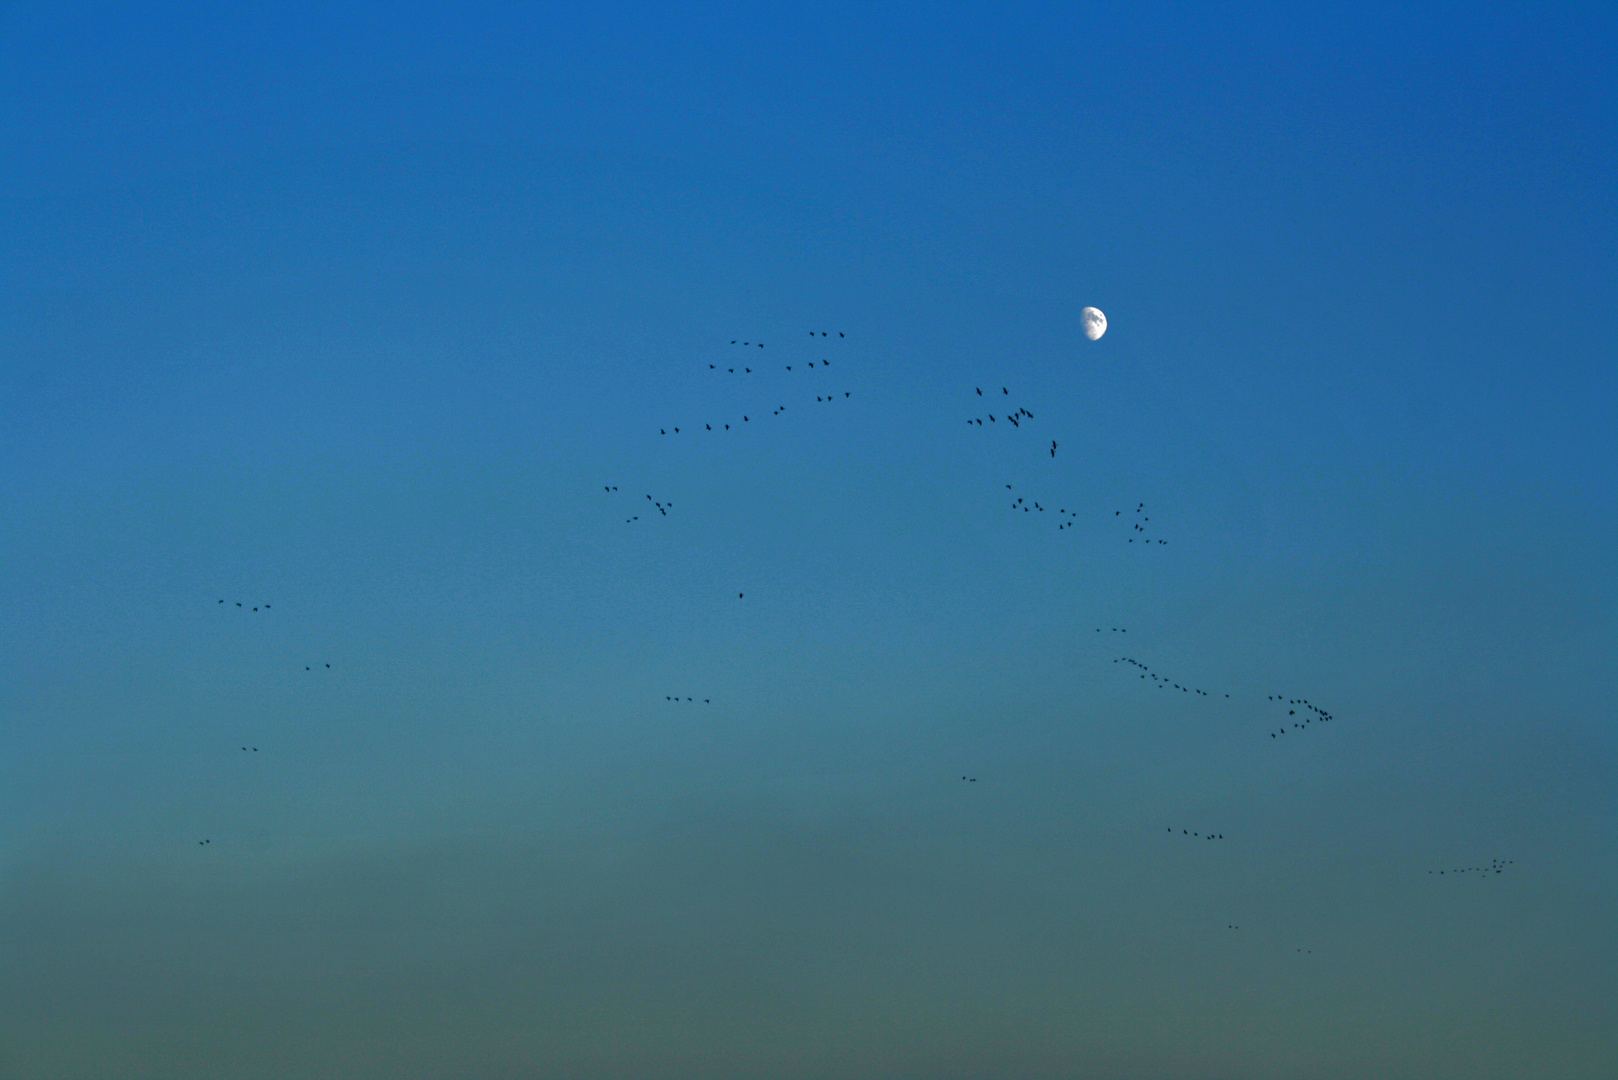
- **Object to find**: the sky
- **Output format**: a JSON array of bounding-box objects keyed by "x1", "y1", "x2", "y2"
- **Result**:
[{"x1": 1, "y1": 3, "x2": 1615, "y2": 1077}]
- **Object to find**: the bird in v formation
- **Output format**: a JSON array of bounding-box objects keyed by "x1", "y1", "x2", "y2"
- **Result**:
[{"x1": 197, "y1": 325, "x2": 1481, "y2": 952}]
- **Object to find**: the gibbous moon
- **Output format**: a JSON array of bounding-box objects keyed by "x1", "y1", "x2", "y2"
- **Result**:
[{"x1": 1082, "y1": 307, "x2": 1107, "y2": 341}]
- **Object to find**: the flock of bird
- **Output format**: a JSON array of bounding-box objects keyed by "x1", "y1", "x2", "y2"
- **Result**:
[
  {"x1": 998, "y1": 485, "x2": 1169, "y2": 544},
  {"x1": 1112, "y1": 657, "x2": 1229, "y2": 701},
  {"x1": 1109, "y1": 656, "x2": 1345, "y2": 747},
  {"x1": 606, "y1": 489, "x2": 673, "y2": 524},
  {"x1": 195, "y1": 325, "x2": 1511, "y2": 961},
  {"x1": 964, "y1": 393, "x2": 1058, "y2": 456},
  {"x1": 1429, "y1": 859, "x2": 1514, "y2": 877},
  {"x1": 1265, "y1": 695, "x2": 1334, "y2": 737},
  {"x1": 655, "y1": 335, "x2": 851, "y2": 436},
  {"x1": 1117, "y1": 502, "x2": 1168, "y2": 544}
]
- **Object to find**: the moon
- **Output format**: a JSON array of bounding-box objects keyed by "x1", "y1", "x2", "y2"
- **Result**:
[{"x1": 1082, "y1": 307, "x2": 1107, "y2": 341}]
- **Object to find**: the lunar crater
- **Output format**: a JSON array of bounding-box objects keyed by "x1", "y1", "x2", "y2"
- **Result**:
[{"x1": 1082, "y1": 306, "x2": 1107, "y2": 341}]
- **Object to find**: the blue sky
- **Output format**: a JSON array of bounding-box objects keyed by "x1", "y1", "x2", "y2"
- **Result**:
[{"x1": 2, "y1": 4, "x2": 1615, "y2": 1078}]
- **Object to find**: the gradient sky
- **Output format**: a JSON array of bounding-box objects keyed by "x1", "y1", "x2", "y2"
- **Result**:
[{"x1": 2, "y1": 4, "x2": 1616, "y2": 1078}]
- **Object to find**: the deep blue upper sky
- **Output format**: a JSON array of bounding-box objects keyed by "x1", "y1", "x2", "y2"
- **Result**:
[{"x1": 1, "y1": 4, "x2": 1615, "y2": 1078}]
